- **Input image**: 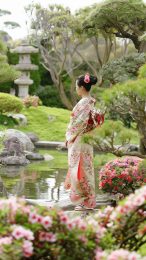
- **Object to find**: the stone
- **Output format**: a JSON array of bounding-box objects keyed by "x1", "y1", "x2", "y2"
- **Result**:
[
  {"x1": 0, "y1": 156, "x2": 30, "y2": 166},
  {"x1": 8, "y1": 114, "x2": 27, "y2": 126},
  {"x1": 3, "y1": 137, "x2": 24, "y2": 156},
  {"x1": 127, "y1": 144, "x2": 139, "y2": 152},
  {"x1": 0, "y1": 129, "x2": 34, "y2": 152},
  {"x1": 26, "y1": 152, "x2": 44, "y2": 160},
  {"x1": 26, "y1": 132, "x2": 39, "y2": 143},
  {"x1": 48, "y1": 115, "x2": 56, "y2": 122},
  {"x1": 43, "y1": 154, "x2": 54, "y2": 161}
]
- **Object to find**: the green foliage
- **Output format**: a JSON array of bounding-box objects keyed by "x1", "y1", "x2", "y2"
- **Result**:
[
  {"x1": 29, "y1": 53, "x2": 41, "y2": 94},
  {"x1": 100, "y1": 53, "x2": 146, "y2": 87},
  {"x1": 0, "y1": 93, "x2": 23, "y2": 114},
  {"x1": 36, "y1": 85, "x2": 66, "y2": 108},
  {"x1": 0, "y1": 40, "x2": 19, "y2": 87},
  {"x1": 84, "y1": 0, "x2": 146, "y2": 51},
  {"x1": 93, "y1": 185, "x2": 146, "y2": 251},
  {"x1": 102, "y1": 78, "x2": 146, "y2": 104},
  {"x1": 138, "y1": 64, "x2": 146, "y2": 78},
  {"x1": 0, "y1": 114, "x2": 18, "y2": 127},
  {"x1": 84, "y1": 120, "x2": 134, "y2": 145}
]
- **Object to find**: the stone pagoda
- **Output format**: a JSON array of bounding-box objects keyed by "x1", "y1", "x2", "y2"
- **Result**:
[{"x1": 10, "y1": 42, "x2": 38, "y2": 99}]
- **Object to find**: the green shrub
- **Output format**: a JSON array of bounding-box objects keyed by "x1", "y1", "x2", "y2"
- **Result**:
[
  {"x1": 0, "y1": 114, "x2": 18, "y2": 126},
  {"x1": 0, "y1": 93, "x2": 23, "y2": 113},
  {"x1": 36, "y1": 85, "x2": 66, "y2": 108}
]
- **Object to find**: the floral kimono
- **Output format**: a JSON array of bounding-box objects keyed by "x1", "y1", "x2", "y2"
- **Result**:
[{"x1": 64, "y1": 96, "x2": 96, "y2": 208}]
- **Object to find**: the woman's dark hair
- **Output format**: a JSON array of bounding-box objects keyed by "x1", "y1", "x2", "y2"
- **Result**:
[{"x1": 76, "y1": 73, "x2": 97, "y2": 92}]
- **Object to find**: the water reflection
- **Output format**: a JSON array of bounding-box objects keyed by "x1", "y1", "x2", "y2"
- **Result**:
[{"x1": 0, "y1": 165, "x2": 69, "y2": 203}]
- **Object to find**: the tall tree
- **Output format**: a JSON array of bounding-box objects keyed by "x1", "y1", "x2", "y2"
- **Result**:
[
  {"x1": 101, "y1": 65, "x2": 146, "y2": 155},
  {"x1": 83, "y1": 0, "x2": 146, "y2": 53},
  {"x1": 25, "y1": 4, "x2": 84, "y2": 110},
  {"x1": 0, "y1": 40, "x2": 19, "y2": 84}
]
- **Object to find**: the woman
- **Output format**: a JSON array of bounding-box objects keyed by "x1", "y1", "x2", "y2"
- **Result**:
[{"x1": 64, "y1": 73, "x2": 97, "y2": 211}]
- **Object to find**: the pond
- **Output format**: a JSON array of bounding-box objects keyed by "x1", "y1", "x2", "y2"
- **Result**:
[
  {"x1": 0, "y1": 149, "x2": 67, "y2": 201},
  {"x1": 0, "y1": 149, "x2": 101, "y2": 205}
]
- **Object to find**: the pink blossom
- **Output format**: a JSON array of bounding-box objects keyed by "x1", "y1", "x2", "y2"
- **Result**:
[
  {"x1": 59, "y1": 214, "x2": 69, "y2": 224},
  {"x1": 41, "y1": 216, "x2": 52, "y2": 229},
  {"x1": 95, "y1": 248, "x2": 107, "y2": 260},
  {"x1": 29, "y1": 212, "x2": 38, "y2": 224},
  {"x1": 12, "y1": 226, "x2": 34, "y2": 240},
  {"x1": 78, "y1": 235, "x2": 88, "y2": 244},
  {"x1": 67, "y1": 221, "x2": 75, "y2": 230},
  {"x1": 45, "y1": 232, "x2": 57, "y2": 242},
  {"x1": 22, "y1": 240, "x2": 33, "y2": 258},
  {"x1": 108, "y1": 249, "x2": 141, "y2": 260},
  {"x1": 39, "y1": 232, "x2": 46, "y2": 242},
  {"x1": 0, "y1": 237, "x2": 12, "y2": 254},
  {"x1": 39, "y1": 232, "x2": 57, "y2": 242}
]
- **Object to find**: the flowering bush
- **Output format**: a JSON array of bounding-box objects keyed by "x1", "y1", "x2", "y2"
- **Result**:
[
  {"x1": 91, "y1": 186, "x2": 146, "y2": 252},
  {"x1": 0, "y1": 197, "x2": 103, "y2": 260},
  {"x1": 23, "y1": 95, "x2": 42, "y2": 108},
  {"x1": 0, "y1": 194, "x2": 145, "y2": 259},
  {"x1": 95, "y1": 248, "x2": 142, "y2": 260},
  {"x1": 99, "y1": 157, "x2": 146, "y2": 197}
]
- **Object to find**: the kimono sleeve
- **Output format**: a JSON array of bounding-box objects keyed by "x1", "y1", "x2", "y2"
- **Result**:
[{"x1": 65, "y1": 101, "x2": 91, "y2": 143}]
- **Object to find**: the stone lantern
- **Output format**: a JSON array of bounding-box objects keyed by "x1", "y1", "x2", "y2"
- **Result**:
[{"x1": 10, "y1": 42, "x2": 38, "y2": 99}]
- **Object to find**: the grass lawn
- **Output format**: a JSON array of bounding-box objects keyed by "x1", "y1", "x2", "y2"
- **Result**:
[
  {"x1": 0, "y1": 106, "x2": 70, "y2": 141},
  {"x1": 0, "y1": 105, "x2": 139, "y2": 145}
]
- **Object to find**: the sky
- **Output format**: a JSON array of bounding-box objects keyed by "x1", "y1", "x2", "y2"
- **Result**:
[{"x1": 0, "y1": 0, "x2": 100, "y2": 40}]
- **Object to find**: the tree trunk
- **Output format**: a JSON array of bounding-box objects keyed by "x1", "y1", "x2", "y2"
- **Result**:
[
  {"x1": 137, "y1": 123, "x2": 146, "y2": 154},
  {"x1": 59, "y1": 82, "x2": 73, "y2": 110},
  {"x1": 139, "y1": 40, "x2": 146, "y2": 53}
]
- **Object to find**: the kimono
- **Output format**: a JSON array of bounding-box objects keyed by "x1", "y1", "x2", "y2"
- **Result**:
[{"x1": 64, "y1": 96, "x2": 96, "y2": 208}]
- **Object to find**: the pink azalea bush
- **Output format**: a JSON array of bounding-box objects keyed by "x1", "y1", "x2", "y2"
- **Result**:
[
  {"x1": 91, "y1": 185, "x2": 146, "y2": 251},
  {"x1": 23, "y1": 95, "x2": 42, "y2": 108},
  {"x1": 0, "y1": 191, "x2": 145, "y2": 259},
  {"x1": 0, "y1": 197, "x2": 101, "y2": 260},
  {"x1": 95, "y1": 248, "x2": 142, "y2": 260},
  {"x1": 99, "y1": 157, "x2": 146, "y2": 197}
]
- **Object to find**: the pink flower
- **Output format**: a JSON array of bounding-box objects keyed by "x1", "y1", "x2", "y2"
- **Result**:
[
  {"x1": 37, "y1": 215, "x2": 43, "y2": 224},
  {"x1": 72, "y1": 217, "x2": 87, "y2": 230},
  {"x1": 45, "y1": 232, "x2": 57, "y2": 242},
  {"x1": 39, "y1": 232, "x2": 57, "y2": 242},
  {"x1": 67, "y1": 221, "x2": 75, "y2": 230},
  {"x1": 59, "y1": 213, "x2": 69, "y2": 224},
  {"x1": 0, "y1": 237, "x2": 12, "y2": 253},
  {"x1": 41, "y1": 216, "x2": 52, "y2": 229},
  {"x1": 12, "y1": 226, "x2": 34, "y2": 240},
  {"x1": 39, "y1": 232, "x2": 46, "y2": 242},
  {"x1": 22, "y1": 240, "x2": 33, "y2": 258},
  {"x1": 0, "y1": 237, "x2": 12, "y2": 247},
  {"x1": 78, "y1": 235, "x2": 88, "y2": 244},
  {"x1": 29, "y1": 212, "x2": 38, "y2": 224},
  {"x1": 95, "y1": 248, "x2": 107, "y2": 260},
  {"x1": 108, "y1": 249, "x2": 141, "y2": 260}
]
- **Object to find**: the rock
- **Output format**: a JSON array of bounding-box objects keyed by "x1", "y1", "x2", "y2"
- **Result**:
[
  {"x1": 48, "y1": 115, "x2": 56, "y2": 122},
  {"x1": 26, "y1": 132, "x2": 39, "y2": 143},
  {"x1": 0, "y1": 156, "x2": 30, "y2": 166},
  {"x1": 127, "y1": 144, "x2": 139, "y2": 152},
  {"x1": 0, "y1": 166, "x2": 25, "y2": 177},
  {"x1": 0, "y1": 129, "x2": 34, "y2": 152},
  {"x1": 3, "y1": 137, "x2": 24, "y2": 156},
  {"x1": 8, "y1": 114, "x2": 27, "y2": 126},
  {"x1": 26, "y1": 152, "x2": 44, "y2": 160},
  {"x1": 43, "y1": 154, "x2": 54, "y2": 161}
]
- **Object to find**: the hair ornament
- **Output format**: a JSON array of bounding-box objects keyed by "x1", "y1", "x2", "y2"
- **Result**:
[{"x1": 84, "y1": 73, "x2": 90, "y2": 83}]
